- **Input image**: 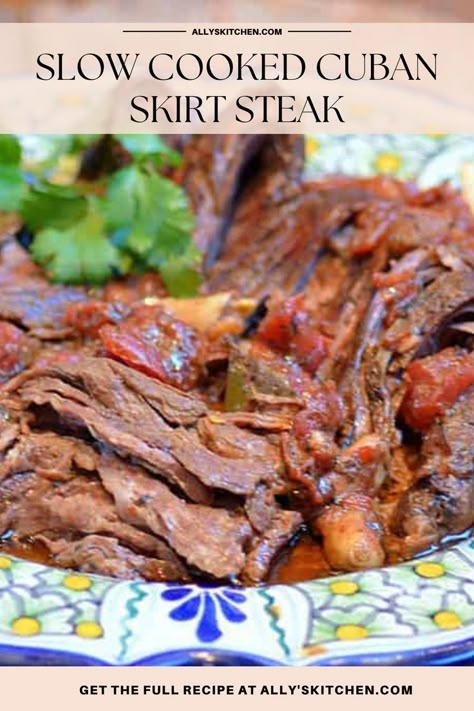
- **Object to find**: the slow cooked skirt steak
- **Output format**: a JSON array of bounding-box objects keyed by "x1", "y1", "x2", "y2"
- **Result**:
[{"x1": 0, "y1": 135, "x2": 473, "y2": 584}]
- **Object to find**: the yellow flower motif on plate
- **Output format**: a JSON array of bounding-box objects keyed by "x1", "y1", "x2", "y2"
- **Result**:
[
  {"x1": 0, "y1": 556, "x2": 12, "y2": 570},
  {"x1": 11, "y1": 616, "x2": 41, "y2": 636},
  {"x1": 415, "y1": 562, "x2": 445, "y2": 579},
  {"x1": 305, "y1": 137, "x2": 320, "y2": 157},
  {"x1": 433, "y1": 611, "x2": 462, "y2": 630},
  {"x1": 374, "y1": 152, "x2": 402, "y2": 174},
  {"x1": 63, "y1": 574, "x2": 92, "y2": 592},
  {"x1": 336, "y1": 624, "x2": 369, "y2": 641},
  {"x1": 330, "y1": 581, "x2": 359, "y2": 596},
  {"x1": 75, "y1": 621, "x2": 104, "y2": 639}
]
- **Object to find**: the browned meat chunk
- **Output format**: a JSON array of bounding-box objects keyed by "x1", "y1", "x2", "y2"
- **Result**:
[
  {"x1": 44, "y1": 535, "x2": 188, "y2": 582},
  {"x1": 98, "y1": 454, "x2": 252, "y2": 579}
]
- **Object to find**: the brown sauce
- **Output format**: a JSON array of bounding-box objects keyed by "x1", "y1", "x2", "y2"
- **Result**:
[
  {"x1": 269, "y1": 534, "x2": 332, "y2": 584},
  {"x1": 1, "y1": 527, "x2": 472, "y2": 585},
  {"x1": 1, "y1": 537, "x2": 51, "y2": 566}
]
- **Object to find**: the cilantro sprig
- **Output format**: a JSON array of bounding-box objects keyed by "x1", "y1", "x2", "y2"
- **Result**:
[
  {"x1": 31, "y1": 201, "x2": 123, "y2": 284},
  {"x1": 0, "y1": 135, "x2": 25, "y2": 211},
  {"x1": 22, "y1": 181, "x2": 88, "y2": 231},
  {"x1": 0, "y1": 134, "x2": 200, "y2": 294}
]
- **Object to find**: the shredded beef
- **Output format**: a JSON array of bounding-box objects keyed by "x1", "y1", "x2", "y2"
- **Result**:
[
  {"x1": 98, "y1": 454, "x2": 252, "y2": 579},
  {"x1": 181, "y1": 135, "x2": 304, "y2": 266},
  {"x1": 0, "y1": 283, "x2": 87, "y2": 338},
  {"x1": 243, "y1": 510, "x2": 302, "y2": 584},
  {"x1": 1, "y1": 356, "x2": 292, "y2": 581},
  {"x1": 1, "y1": 140, "x2": 474, "y2": 585},
  {"x1": 44, "y1": 535, "x2": 188, "y2": 582},
  {"x1": 384, "y1": 386, "x2": 474, "y2": 560},
  {"x1": 7, "y1": 357, "x2": 274, "y2": 500}
]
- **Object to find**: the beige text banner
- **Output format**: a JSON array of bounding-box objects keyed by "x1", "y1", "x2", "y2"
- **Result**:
[{"x1": 0, "y1": 23, "x2": 472, "y2": 132}]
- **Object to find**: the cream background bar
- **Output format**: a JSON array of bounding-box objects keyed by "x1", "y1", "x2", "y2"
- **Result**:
[
  {"x1": 0, "y1": 666, "x2": 470, "y2": 711},
  {"x1": 0, "y1": 22, "x2": 472, "y2": 132}
]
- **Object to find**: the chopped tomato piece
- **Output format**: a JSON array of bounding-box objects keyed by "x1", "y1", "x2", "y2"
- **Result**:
[
  {"x1": 293, "y1": 383, "x2": 344, "y2": 445},
  {"x1": 401, "y1": 348, "x2": 474, "y2": 430},
  {"x1": 347, "y1": 436, "x2": 383, "y2": 466},
  {"x1": 64, "y1": 301, "x2": 126, "y2": 339},
  {"x1": 257, "y1": 294, "x2": 305, "y2": 351},
  {"x1": 0, "y1": 322, "x2": 34, "y2": 380},
  {"x1": 99, "y1": 305, "x2": 203, "y2": 390},
  {"x1": 292, "y1": 331, "x2": 329, "y2": 373},
  {"x1": 257, "y1": 294, "x2": 329, "y2": 375}
]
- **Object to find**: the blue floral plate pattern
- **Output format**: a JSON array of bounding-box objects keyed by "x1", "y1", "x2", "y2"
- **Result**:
[{"x1": 1, "y1": 134, "x2": 474, "y2": 666}]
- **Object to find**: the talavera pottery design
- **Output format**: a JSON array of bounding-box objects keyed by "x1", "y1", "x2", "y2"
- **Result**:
[{"x1": 1, "y1": 134, "x2": 473, "y2": 666}]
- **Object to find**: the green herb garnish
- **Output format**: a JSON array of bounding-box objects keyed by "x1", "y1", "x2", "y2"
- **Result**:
[
  {"x1": 31, "y1": 199, "x2": 123, "y2": 285},
  {"x1": 0, "y1": 135, "x2": 25, "y2": 211},
  {"x1": 22, "y1": 181, "x2": 88, "y2": 231},
  {"x1": 6, "y1": 134, "x2": 199, "y2": 296}
]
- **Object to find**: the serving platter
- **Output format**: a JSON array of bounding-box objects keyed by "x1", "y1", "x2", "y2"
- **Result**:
[{"x1": 0, "y1": 133, "x2": 473, "y2": 666}]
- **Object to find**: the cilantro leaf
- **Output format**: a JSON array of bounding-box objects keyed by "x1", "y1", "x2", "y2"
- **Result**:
[
  {"x1": 31, "y1": 202, "x2": 122, "y2": 284},
  {"x1": 70, "y1": 135, "x2": 100, "y2": 152},
  {"x1": 104, "y1": 164, "x2": 143, "y2": 231},
  {"x1": 105, "y1": 164, "x2": 200, "y2": 295},
  {"x1": 160, "y1": 245, "x2": 203, "y2": 298},
  {"x1": 22, "y1": 181, "x2": 88, "y2": 231},
  {"x1": 114, "y1": 134, "x2": 181, "y2": 167},
  {"x1": 0, "y1": 135, "x2": 22, "y2": 165},
  {"x1": 106, "y1": 165, "x2": 195, "y2": 261},
  {"x1": 0, "y1": 135, "x2": 24, "y2": 211},
  {"x1": 114, "y1": 134, "x2": 169, "y2": 156},
  {"x1": 8, "y1": 133, "x2": 199, "y2": 296},
  {"x1": 0, "y1": 165, "x2": 25, "y2": 211},
  {"x1": 143, "y1": 173, "x2": 195, "y2": 261}
]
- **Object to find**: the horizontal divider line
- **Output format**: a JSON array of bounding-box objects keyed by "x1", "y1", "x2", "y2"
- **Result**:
[
  {"x1": 122, "y1": 29, "x2": 187, "y2": 33},
  {"x1": 288, "y1": 29, "x2": 352, "y2": 33}
]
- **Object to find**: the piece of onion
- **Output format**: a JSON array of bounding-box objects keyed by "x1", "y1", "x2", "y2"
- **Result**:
[{"x1": 156, "y1": 292, "x2": 232, "y2": 332}]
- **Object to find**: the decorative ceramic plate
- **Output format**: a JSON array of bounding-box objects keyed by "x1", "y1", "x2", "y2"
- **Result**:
[{"x1": 1, "y1": 134, "x2": 473, "y2": 667}]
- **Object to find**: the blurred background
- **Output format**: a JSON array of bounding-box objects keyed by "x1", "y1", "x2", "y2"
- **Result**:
[{"x1": 0, "y1": 0, "x2": 472, "y2": 22}]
